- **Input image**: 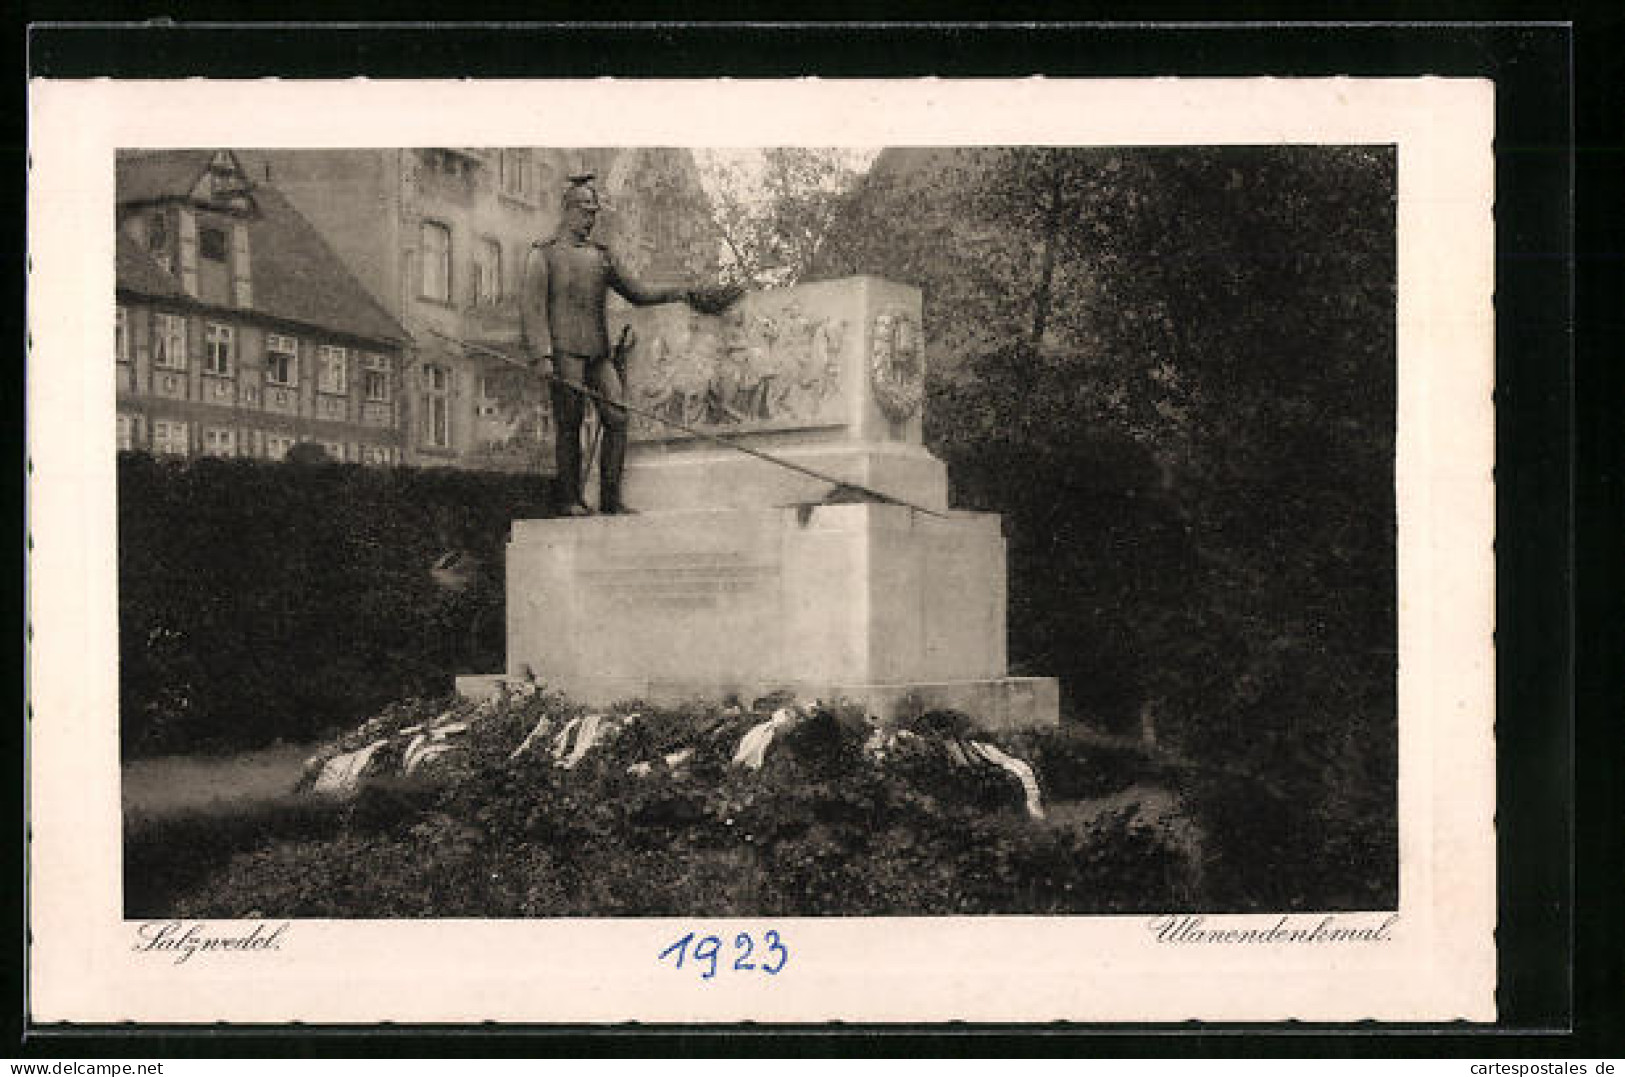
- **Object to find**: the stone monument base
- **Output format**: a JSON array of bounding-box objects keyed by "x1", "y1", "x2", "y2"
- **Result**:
[
  {"x1": 483, "y1": 503, "x2": 1059, "y2": 733},
  {"x1": 625, "y1": 440, "x2": 950, "y2": 514}
]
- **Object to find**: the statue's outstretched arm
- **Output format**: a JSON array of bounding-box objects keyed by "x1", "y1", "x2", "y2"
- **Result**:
[{"x1": 607, "y1": 250, "x2": 744, "y2": 313}]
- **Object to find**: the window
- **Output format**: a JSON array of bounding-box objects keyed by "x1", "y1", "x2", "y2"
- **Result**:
[
  {"x1": 362, "y1": 353, "x2": 392, "y2": 402},
  {"x1": 500, "y1": 150, "x2": 536, "y2": 202},
  {"x1": 115, "y1": 306, "x2": 130, "y2": 363},
  {"x1": 203, "y1": 427, "x2": 237, "y2": 457},
  {"x1": 116, "y1": 413, "x2": 135, "y2": 451},
  {"x1": 265, "y1": 434, "x2": 297, "y2": 461},
  {"x1": 152, "y1": 420, "x2": 189, "y2": 456},
  {"x1": 321, "y1": 441, "x2": 347, "y2": 463},
  {"x1": 204, "y1": 323, "x2": 235, "y2": 376},
  {"x1": 266, "y1": 333, "x2": 299, "y2": 386},
  {"x1": 422, "y1": 363, "x2": 451, "y2": 449},
  {"x1": 477, "y1": 374, "x2": 499, "y2": 418},
  {"x1": 318, "y1": 344, "x2": 348, "y2": 394},
  {"x1": 146, "y1": 213, "x2": 168, "y2": 252},
  {"x1": 152, "y1": 313, "x2": 187, "y2": 370},
  {"x1": 420, "y1": 221, "x2": 451, "y2": 302},
  {"x1": 199, "y1": 226, "x2": 228, "y2": 262},
  {"x1": 473, "y1": 238, "x2": 502, "y2": 305},
  {"x1": 361, "y1": 445, "x2": 396, "y2": 467}
]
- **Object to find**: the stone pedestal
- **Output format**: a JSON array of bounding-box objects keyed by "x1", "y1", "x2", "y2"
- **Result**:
[
  {"x1": 493, "y1": 503, "x2": 1054, "y2": 730},
  {"x1": 466, "y1": 275, "x2": 1058, "y2": 731},
  {"x1": 625, "y1": 441, "x2": 950, "y2": 515}
]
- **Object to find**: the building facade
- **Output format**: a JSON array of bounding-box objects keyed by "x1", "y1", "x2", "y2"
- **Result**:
[
  {"x1": 243, "y1": 148, "x2": 720, "y2": 471},
  {"x1": 115, "y1": 150, "x2": 411, "y2": 465}
]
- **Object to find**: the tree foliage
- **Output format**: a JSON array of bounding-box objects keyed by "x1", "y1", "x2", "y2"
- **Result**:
[
  {"x1": 816, "y1": 145, "x2": 1398, "y2": 900},
  {"x1": 698, "y1": 149, "x2": 875, "y2": 289}
]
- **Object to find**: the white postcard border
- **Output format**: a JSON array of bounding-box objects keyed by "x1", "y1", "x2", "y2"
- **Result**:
[{"x1": 26, "y1": 77, "x2": 1495, "y2": 1023}]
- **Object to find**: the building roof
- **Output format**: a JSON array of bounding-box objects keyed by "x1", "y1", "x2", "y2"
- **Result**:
[
  {"x1": 115, "y1": 229, "x2": 186, "y2": 301},
  {"x1": 245, "y1": 184, "x2": 407, "y2": 344},
  {"x1": 115, "y1": 151, "x2": 408, "y2": 346},
  {"x1": 114, "y1": 150, "x2": 215, "y2": 206}
]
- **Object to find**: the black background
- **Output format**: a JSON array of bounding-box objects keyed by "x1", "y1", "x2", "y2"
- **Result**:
[{"x1": 12, "y1": 11, "x2": 1607, "y2": 1059}]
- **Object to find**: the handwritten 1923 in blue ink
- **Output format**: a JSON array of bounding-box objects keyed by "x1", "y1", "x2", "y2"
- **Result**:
[{"x1": 659, "y1": 930, "x2": 788, "y2": 979}]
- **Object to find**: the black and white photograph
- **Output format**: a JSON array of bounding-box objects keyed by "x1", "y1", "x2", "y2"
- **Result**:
[
  {"x1": 112, "y1": 140, "x2": 1397, "y2": 921},
  {"x1": 27, "y1": 77, "x2": 1495, "y2": 1024}
]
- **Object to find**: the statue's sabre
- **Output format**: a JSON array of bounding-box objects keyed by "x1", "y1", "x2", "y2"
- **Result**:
[{"x1": 426, "y1": 327, "x2": 948, "y2": 519}]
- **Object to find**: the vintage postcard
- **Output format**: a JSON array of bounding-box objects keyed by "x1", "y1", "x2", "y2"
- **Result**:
[{"x1": 26, "y1": 77, "x2": 1494, "y2": 1023}]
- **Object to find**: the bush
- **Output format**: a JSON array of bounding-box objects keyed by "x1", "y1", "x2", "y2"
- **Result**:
[
  {"x1": 156, "y1": 693, "x2": 1202, "y2": 917},
  {"x1": 118, "y1": 452, "x2": 557, "y2": 758},
  {"x1": 124, "y1": 794, "x2": 349, "y2": 917}
]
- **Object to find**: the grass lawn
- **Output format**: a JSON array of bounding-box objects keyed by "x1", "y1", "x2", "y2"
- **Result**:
[{"x1": 122, "y1": 741, "x2": 315, "y2": 819}]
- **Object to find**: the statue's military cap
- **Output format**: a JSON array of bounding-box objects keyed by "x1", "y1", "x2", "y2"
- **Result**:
[{"x1": 562, "y1": 171, "x2": 600, "y2": 210}]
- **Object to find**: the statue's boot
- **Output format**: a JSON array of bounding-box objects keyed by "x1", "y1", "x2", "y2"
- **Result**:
[
  {"x1": 599, "y1": 428, "x2": 638, "y2": 515},
  {"x1": 556, "y1": 426, "x2": 593, "y2": 516}
]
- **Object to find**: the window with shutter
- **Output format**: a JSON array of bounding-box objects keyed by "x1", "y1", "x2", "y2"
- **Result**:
[
  {"x1": 153, "y1": 313, "x2": 188, "y2": 370},
  {"x1": 231, "y1": 224, "x2": 253, "y2": 307},
  {"x1": 266, "y1": 334, "x2": 299, "y2": 387},
  {"x1": 177, "y1": 209, "x2": 199, "y2": 296}
]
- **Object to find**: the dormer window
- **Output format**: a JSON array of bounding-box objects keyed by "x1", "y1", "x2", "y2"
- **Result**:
[
  {"x1": 146, "y1": 212, "x2": 168, "y2": 252},
  {"x1": 200, "y1": 225, "x2": 228, "y2": 262}
]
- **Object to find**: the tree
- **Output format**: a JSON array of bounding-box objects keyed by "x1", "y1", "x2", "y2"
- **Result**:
[
  {"x1": 697, "y1": 149, "x2": 875, "y2": 289},
  {"x1": 816, "y1": 145, "x2": 1399, "y2": 907}
]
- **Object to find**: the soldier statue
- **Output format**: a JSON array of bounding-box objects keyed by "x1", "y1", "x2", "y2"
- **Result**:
[{"x1": 520, "y1": 172, "x2": 737, "y2": 515}]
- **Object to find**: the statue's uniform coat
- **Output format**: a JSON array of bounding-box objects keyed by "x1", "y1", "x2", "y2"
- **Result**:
[{"x1": 520, "y1": 236, "x2": 685, "y2": 511}]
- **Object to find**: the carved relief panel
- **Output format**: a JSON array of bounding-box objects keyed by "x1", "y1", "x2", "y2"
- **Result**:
[{"x1": 621, "y1": 298, "x2": 848, "y2": 438}]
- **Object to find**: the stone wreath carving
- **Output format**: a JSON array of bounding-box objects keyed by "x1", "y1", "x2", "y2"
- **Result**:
[{"x1": 869, "y1": 310, "x2": 924, "y2": 423}]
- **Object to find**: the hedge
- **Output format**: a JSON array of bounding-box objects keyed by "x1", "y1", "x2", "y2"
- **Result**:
[{"x1": 117, "y1": 451, "x2": 556, "y2": 757}]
